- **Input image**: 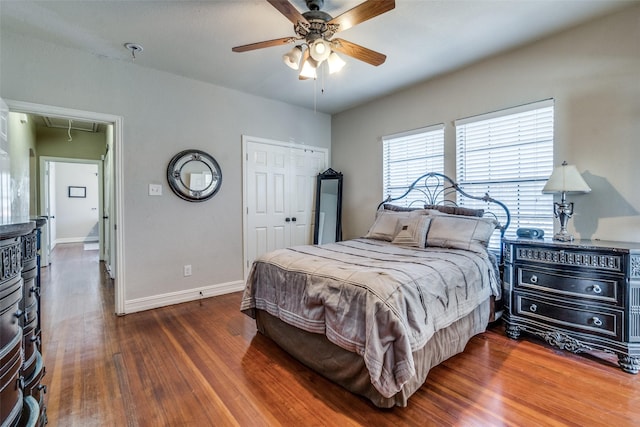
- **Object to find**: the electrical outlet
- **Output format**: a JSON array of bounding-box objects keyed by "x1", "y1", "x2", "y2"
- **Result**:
[
  {"x1": 149, "y1": 184, "x2": 162, "y2": 196},
  {"x1": 183, "y1": 264, "x2": 192, "y2": 277}
]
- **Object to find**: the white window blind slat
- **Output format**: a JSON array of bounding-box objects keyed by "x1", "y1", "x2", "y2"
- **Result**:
[
  {"x1": 383, "y1": 125, "x2": 445, "y2": 207},
  {"x1": 456, "y1": 100, "x2": 554, "y2": 251}
]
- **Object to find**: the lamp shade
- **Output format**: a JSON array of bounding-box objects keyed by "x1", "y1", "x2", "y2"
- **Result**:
[
  {"x1": 283, "y1": 46, "x2": 303, "y2": 70},
  {"x1": 309, "y1": 39, "x2": 331, "y2": 62},
  {"x1": 542, "y1": 162, "x2": 591, "y2": 193},
  {"x1": 327, "y1": 52, "x2": 346, "y2": 74}
]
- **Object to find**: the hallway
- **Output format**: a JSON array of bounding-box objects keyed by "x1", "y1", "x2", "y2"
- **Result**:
[{"x1": 39, "y1": 243, "x2": 117, "y2": 425}]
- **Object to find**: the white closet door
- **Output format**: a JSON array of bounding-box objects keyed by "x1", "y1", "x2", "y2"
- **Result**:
[
  {"x1": 245, "y1": 141, "x2": 291, "y2": 269},
  {"x1": 243, "y1": 136, "x2": 327, "y2": 276}
]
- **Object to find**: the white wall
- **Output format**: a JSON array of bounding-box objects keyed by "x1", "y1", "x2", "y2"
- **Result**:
[
  {"x1": 332, "y1": 5, "x2": 640, "y2": 243},
  {"x1": 54, "y1": 162, "x2": 99, "y2": 243},
  {"x1": 6, "y1": 112, "x2": 36, "y2": 220},
  {"x1": 0, "y1": 31, "x2": 331, "y2": 310}
]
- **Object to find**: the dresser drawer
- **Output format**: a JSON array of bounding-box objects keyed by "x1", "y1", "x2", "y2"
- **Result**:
[
  {"x1": 0, "y1": 276, "x2": 22, "y2": 349},
  {"x1": 515, "y1": 265, "x2": 622, "y2": 306},
  {"x1": 514, "y1": 292, "x2": 623, "y2": 341},
  {"x1": 513, "y1": 246, "x2": 624, "y2": 274}
]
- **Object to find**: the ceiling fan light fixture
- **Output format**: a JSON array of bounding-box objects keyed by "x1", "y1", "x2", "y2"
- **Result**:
[
  {"x1": 309, "y1": 39, "x2": 331, "y2": 63},
  {"x1": 299, "y1": 57, "x2": 318, "y2": 80},
  {"x1": 327, "y1": 52, "x2": 346, "y2": 74},
  {"x1": 282, "y1": 45, "x2": 303, "y2": 70}
]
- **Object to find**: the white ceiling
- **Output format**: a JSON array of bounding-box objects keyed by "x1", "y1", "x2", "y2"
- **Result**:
[{"x1": 1, "y1": 0, "x2": 634, "y2": 114}]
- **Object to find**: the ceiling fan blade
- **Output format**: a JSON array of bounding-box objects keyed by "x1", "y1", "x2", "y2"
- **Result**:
[
  {"x1": 232, "y1": 37, "x2": 296, "y2": 53},
  {"x1": 266, "y1": 0, "x2": 309, "y2": 26},
  {"x1": 331, "y1": 38, "x2": 386, "y2": 66},
  {"x1": 328, "y1": 0, "x2": 395, "y2": 33}
]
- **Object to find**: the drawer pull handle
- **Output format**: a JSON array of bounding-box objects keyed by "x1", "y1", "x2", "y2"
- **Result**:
[
  {"x1": 530, "y1": 275, "x2": 538, "y2": 284},
  {"x1": 529, "y1": 304, "x2": 537, "y2": 313},
  {"x1": 591, "y1": 285, "x2": 602, "y2": 294},
  {"x1": 591, "y1": 317, "x2": 603, "y2": 327}
]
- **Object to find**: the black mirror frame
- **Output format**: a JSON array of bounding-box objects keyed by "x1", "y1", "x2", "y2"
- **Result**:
[
  {"x1": 313, "y1": 168, "x2": 343, "y2": 245},
  {"x1": 166, "y1": 149, "x2": 222, "y2": 202}
]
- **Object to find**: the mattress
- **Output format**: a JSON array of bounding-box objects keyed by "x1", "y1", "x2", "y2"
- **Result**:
[
  {"x1": 241, "y1": 238, "x2": 500, "y2": 401},
  {"x1": 255, "y1": 298, "x2": 490, "y2": 408}
]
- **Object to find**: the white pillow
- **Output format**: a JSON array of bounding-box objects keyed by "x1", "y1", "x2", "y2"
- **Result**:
[
  {"x1": 426, "y1": 215, "x2": 497, "y2": 253},
  {"x1": 365, "y1": 211, "x2": 406, "y2": 241},
  {"x1": 392, "y1": 215, "x2": 432, "y2": 248}
]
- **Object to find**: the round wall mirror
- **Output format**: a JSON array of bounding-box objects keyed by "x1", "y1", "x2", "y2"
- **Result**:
[{"x1": 167, "y1": 149, "x2": 222, "y2": 202}]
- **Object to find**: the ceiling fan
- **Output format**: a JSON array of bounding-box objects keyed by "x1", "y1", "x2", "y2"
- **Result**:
[{"x1": 232, "y1": 0, "x2": 395, "y2": 79}]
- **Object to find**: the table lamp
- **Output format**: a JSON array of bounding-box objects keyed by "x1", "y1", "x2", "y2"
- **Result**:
[{"x1": 542, "y1": 161, "x2": 591, "y2": 241}]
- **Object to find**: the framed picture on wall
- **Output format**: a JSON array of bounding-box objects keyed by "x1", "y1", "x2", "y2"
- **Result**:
[{"x1": 68, "y1": 186, "x2": 86, "y2": 198}]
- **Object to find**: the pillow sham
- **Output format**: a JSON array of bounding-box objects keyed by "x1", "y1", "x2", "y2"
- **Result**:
[
  {"x1": 426, "y1": 215, "x2": 497, "y2": 253},
  {"x1": 391, "y1": 215, "x2": 432, "y2": 248},
  {"x1": 424, "y1": 204, "x2": 484, "y2": 217},
  {"x1": 365, "y1": 211, "x2": 406, "y2": 241},
  {"x1": 383, "y1": 203, "x2": 424, "y2": 212}
]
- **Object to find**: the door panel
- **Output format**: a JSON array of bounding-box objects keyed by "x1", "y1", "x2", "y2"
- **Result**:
[
  {"x1": 245, "y1": 141, "x2": 292, "y2": 268},
  {"x1": 244, "y1": 137, "x2": 327, "y2": 276}
]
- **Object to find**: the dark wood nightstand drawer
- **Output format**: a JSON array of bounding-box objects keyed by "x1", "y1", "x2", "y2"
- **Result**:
[
  {"x1": 513, "y1": 246, "x2": 623, "y2": 274},
  {"x1": 514, "y1": 292, "x2": 623, "y2": 341},
  {"x1": 515, "y1": 266, "x2": 622, "y2": 306}
]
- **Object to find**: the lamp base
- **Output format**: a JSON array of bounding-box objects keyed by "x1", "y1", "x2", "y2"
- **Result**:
[
  {"x1": 553, "y1": 232, "x2": 574, "y2": 242},
  {"x1": 553, "y1": 198, "x2": 575, "y2": 242}
]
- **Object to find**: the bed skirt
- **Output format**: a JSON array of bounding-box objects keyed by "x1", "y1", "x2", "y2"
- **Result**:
[{"x1": 255, "y1": 297, "x2": 490, "y2": 408}]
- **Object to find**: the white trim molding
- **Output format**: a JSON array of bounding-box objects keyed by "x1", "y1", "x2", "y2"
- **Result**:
[
  {"x1": 124, "y1": 280, "x2": 245, "y2": 314},
  {"x1": 6, "y1": 99, "x2": 126, "y2": 315}
]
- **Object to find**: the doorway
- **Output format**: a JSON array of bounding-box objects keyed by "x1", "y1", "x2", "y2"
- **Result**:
[
  {"x1": 7, "y1": 100, "x2": 125, "y2": 314},
  {"x1": 40, "y1": 158, "x2": 102, "y2": 262}
]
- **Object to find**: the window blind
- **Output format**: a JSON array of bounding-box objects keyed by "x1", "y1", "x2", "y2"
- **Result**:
[
  {"x1": 455, "y1": 100, "x2": 554, "y2": 250},
  {"x1": 382, "y1": 124, "x2": 444, "y2": 207}
]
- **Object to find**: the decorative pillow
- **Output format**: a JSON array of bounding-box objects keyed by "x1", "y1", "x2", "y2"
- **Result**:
[
  {"x1": 426, "y1": 215, "x2": 497, "y2": 253},
  {"x1": 376, "y1": 204, "x2": 429, "y2": 219},
  {"x1": 383, "y1": 203, "x2": 423, "y2": 212},
  {"x1": 424, "y1": 204, "x2": 484, "y2": 217},
  {"x1": 365, "y1": 211, "x2": 406, "y2": 241},
  {"x1": 392, "y1": 215, "x2": 432, "y2": 248}
]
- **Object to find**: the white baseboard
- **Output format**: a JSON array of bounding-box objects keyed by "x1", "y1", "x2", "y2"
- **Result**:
[
  {"x1": 55, "y1": 236, "x2": 99, "y2": 244},
  {"x1": 123, "y1": 279, "x2": 245, "y2": 314}
]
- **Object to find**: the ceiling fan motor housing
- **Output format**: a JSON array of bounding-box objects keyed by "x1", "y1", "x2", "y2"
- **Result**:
[
  {"x1": 299, "y1": 10, "x2": 336, "y2": 42},
  {"x1": 305, "y1": 0, "x2": 324, "y2": 11}
]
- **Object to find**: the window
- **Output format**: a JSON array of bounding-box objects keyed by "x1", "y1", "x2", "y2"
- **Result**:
[
  {"x1": 455, "y1": 100, "x2": 554, "y2": 249},
  {"x1": 382, "y1": 124, "x2": 444, "y2": 207}
]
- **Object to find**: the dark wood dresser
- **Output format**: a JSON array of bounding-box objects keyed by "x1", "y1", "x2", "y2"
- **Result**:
[
  {"x1": 1, "y1": 219, "x2": 47, "y2": 426},
  {"x1": 503, "y1": 237, "x2": 640, "y2": 374}
]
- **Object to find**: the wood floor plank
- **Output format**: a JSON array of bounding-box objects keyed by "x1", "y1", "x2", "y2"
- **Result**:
[{"x1": 39, "y1": 243, "x2": 640, "y2": 426}]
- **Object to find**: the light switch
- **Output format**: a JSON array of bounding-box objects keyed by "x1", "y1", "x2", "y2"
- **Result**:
[{"x1": 149, "y1": 184, "x2": 162, "y2": 196}]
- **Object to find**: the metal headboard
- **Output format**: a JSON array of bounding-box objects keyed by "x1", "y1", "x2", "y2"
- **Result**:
[{"x1": 378, "y1": 172, "x2": 511, "y2": 260}]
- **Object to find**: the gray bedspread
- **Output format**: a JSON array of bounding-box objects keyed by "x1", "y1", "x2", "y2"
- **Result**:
[{"x1": 240, "y1": 238, "x2": 500, "y2": 398}]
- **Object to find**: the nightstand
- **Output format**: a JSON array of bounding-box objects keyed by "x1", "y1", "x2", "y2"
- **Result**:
[{"x1": 502, "y1": 237, "x2": 640, "y2": 374}]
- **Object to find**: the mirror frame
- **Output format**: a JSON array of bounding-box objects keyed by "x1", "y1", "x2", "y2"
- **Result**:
[
  {"x1": 313, "y1": 168, "x2": 343, "y2": 245},
  {"x1": 166, "y1": 149, "x2": 222, "y2": 202}
]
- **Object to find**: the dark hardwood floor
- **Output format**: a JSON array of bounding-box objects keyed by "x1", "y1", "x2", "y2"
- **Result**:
[{"x1": 40, "y1": 244, "x2": 640, "y2": 426}]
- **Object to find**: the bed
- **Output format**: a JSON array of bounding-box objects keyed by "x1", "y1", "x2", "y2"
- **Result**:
[{"x1": 240, "y1": 172, "x2": 510, "y2": 408}]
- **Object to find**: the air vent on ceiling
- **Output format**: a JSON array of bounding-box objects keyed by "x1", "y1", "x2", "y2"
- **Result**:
[{"x1": 42, "y1": 116, "x2": 99, "y2": 132}]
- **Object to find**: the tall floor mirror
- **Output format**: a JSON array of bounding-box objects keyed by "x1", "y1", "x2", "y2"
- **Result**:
[{"x1": 314, "y1": 168, "x2": 343, "y2": 245}]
